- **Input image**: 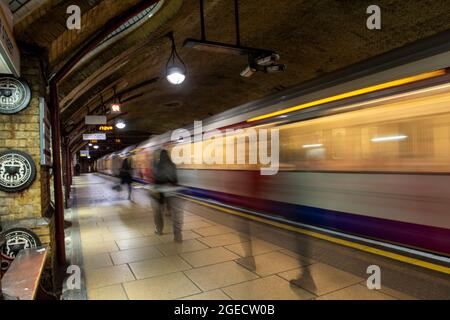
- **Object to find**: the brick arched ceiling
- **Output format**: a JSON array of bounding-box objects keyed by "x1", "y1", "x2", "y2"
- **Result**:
[
  {"x1": 11, "y1": 0, "x2": 450, "y2": 156},
  {"x1": 12, "y1": 0, "x2": 144, "y2": 69}
]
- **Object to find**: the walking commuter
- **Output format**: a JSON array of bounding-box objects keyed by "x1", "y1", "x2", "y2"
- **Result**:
[
  {"x1": 119, "y1": 157, "x2": 133, "y2": 201},
  {"x1": 151, "y1": 149, "x2": 182, "y2": 242},
  {"x1": 75, "y1": 163, "x2": 81, "y2": 176}
]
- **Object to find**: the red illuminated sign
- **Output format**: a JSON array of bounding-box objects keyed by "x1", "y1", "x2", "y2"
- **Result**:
[{"x1": 111, "y1": 103, "x2": 121, "y2": 113}]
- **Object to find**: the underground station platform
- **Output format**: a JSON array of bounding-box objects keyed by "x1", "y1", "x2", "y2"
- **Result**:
[
  {"x1": 66, "y1": 173, "x2": 449, "y2": 301},
  {"x1": 0, "y1": 0, "x2": 449, "y2": 316}
]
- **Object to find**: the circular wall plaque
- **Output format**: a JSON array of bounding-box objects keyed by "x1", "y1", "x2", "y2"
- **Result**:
[
  {"x1": 0, "y1": 150, "x2": 36, "y2": 193},
  {"x1": 0, "y1": 76, "x2": 31, "y2": 114},
  {"x1": 1, "y1": 228, "x2": 42, "y2": 272}
]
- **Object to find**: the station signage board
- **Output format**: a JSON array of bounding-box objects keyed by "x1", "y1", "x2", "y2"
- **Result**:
[
  {"x1": 0, "y1": 2, "x2": 20, "y2": 76},
  {"x1": 83, "y1": 133, "x2": 106, "y2": 141},
  {"x1": 85, "y1": 115, "x2": 107, "y2": 125},
  {"x1": 80, "y1": 150, "x2": 89, "y2": 157},
  {"x1": 97, "y1": 125, "x2": 114, "y2": 132}
]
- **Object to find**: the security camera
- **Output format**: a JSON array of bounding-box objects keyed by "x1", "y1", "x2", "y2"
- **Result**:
[
  {"x1": 255, "y1": 53, "x2": 280, "y2": 66},
  {"x1": 265, "y1": 64, "x2": 286, "y2": 73},
  {"x1": 240, "y1": 51, "x2": 285, "y2": 78},
  {"x1": 240, "y1": 65, "x2": 257, "y2": 78}
]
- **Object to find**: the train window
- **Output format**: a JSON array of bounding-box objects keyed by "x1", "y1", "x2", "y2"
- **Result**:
[
  {"x1": 331, "y1": 128, "x2": 346, "y2": 160},
  {"x1": 277, "y1": 130, "x2": 293, "y2": 166},
  {"x1": 97, "y1": 83, "x2": 450, "y2": 175},
  {"x1": 432, "y1": 123, "x2": 450, "y2": 160},
  {"x1": 398, "y1": 123, "x2": 415, "y2": 159},
  {"x1": 360, "y1": 127, "x2": 371, "y2": 160},
  {"x1": 272, "y1": 83, "x2": 450, "y2": 173},
  {"x1": 302, "y1": 131, "x2": 325, "y2": 161},
  {"x1": 411, "y1": 120, "x2": 433, "y2": 159},
  {"x1": 370, "y1": 124, "x2": 401, "y2": 159}
]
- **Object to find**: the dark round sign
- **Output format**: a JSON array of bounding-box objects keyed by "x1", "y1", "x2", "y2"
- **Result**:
[
  {"x1": 0, "y1": 150, "x2": 36, "y2": 193},
  {"x1": 1, "y1": 228, "x2": 42, "y2": 272},
  {"x1": 0, "y1": 76, "x2": 31, "y2": 114}
]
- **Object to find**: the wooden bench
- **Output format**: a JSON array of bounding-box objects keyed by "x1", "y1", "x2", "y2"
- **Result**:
[{"x1": 1, "y1": 246, "x2": 48, "y2": 300}]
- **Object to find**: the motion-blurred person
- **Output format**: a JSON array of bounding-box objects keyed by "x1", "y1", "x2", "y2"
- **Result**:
[
  {"x1": 119, "y1": 157, "x2": 133, "y2": 201},
  {"x1": 151, "y1": 149, "x2": 182, "y2": 242},
  {"x1": 75, "y1": 163, "x2": 81, "y2": 176},
  {"x1": 289, "y1": 236, "x2": 316, "y2": 293}
]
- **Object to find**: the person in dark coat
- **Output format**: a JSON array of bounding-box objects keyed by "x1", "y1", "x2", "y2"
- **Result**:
[
  {"x1": 119, "y1": 157, "x2": 133, "y2": 201},
  {"x1": 75, "y1": 163, "x2": 81, "y2": 176},
  {"x1": 151, "y1": 149, "x2": 182, "y2": 241}
]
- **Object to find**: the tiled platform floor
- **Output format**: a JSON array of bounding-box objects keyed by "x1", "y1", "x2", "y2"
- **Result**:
[{"x1": 68, "y1": 174, "x2": 411, "y2": 300}]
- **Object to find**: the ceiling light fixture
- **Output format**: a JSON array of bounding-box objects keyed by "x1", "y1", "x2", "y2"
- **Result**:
[
  {"x1": 94, "y1": 145, "x2": 99, "y2": 149},
  {"x1": 111, "y1": 103, "x2": 121, "y2": 113},
  {"x1": 116, "y1": 120, "x2": 126, "y2": 129},
  {"x1": 165, "y1": 31, "x2": 186, "y2": 85},
  {"x1": 111, "y1": 86, "x2": 122, "y2": 113}
]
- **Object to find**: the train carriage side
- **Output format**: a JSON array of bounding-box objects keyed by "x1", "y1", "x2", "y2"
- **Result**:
[
  {"x1": 175, "y1": 71, "x2": 450, "y2": 256},
  {"x1": 96, "y1": 64, "x2": 450, "y2": 256}
]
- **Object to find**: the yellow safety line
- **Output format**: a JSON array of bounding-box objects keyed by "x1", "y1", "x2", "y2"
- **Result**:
[{"x1": 178, "y1": 195, "x2": 450, "y2": 275}]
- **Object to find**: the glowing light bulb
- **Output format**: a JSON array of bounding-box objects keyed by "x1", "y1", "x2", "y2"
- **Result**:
[
  {"x1": 116, "y1": 120, "x2": 126, "y2": 129},
  {"x1": 166, "y1": 67, "x2": 186, "y2": 85}
]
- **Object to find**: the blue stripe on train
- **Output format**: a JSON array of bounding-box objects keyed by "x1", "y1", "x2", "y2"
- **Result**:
[{"x1": 180, "y1": 186, "x2": 450, "y2": 255}]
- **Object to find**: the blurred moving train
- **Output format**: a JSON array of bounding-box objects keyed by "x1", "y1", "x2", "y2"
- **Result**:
[{"x1": 97, "y1": 50, "x2": 450, "y2": 257}]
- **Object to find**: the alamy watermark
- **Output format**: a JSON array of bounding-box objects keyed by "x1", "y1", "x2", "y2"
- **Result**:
[
  {"x1": 367, "y1": 265, "x2": 381, "y2": 290},
  {"x1": 66, "y1": 5, "x2": 381, "y2": 32},
  {"x1": 66, "y1": 265, "x2": 81, "y2": 290},
  {"x1": 170, "y1": 121, "x2": 280, "y2": 175},
  {"x1": 67, "y1": 5, "x2": 81, "y2": 30},
  {"x1": 367, "y1": 5, "x2": 381, "y2": 30}
]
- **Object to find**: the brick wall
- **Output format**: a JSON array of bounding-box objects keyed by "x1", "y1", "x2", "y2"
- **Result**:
[{"x1": 0, "y1": 52, "x2": 54, "y2": 262}]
